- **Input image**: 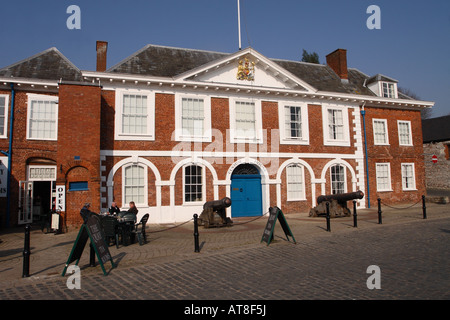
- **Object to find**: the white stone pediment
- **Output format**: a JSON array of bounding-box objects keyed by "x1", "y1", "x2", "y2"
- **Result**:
[{"x1": 174, "y1": 48, "x2": 316, "y2": 93}]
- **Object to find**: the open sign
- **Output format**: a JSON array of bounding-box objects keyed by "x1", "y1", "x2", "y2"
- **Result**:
[{"x1": 56, "y1": 185, "x2": 65, "y2": 211}]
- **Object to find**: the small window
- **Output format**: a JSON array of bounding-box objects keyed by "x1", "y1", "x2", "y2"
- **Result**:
[
  {"x1": 122, "y1": 94, "x2": 148, "y2": 134},
  {"x1": 235, "y1": 101, "x2": 256, "y2": 139},
  {"x1": 69, "y1": 181, "x2": 88, "y2": 191},
  {"x1": 373, "y1": 119, "x2": 389, "y2": 145},
  {"x1": 124, "y1": 164, "x2": 146, "y2": 205},
  {"x1": 115, "y1": 90, "x2": 155, "y2": 141},
  {"x1": 328, "y1": 109, "x2": 344, "y2": 141},
  {"x1": 0, "y1": 95, "x2": 8, "y2": 138},
  {"x1": 376, "y1": 163, "x2": 391, "y2": 191},
  {"x1": 286, "y1": 164, "x2": 305, "y2": 201},
  {"x1": 230, "y1": 98, "x2": 262, "y2": 144},
  {"x1": 322, "y1": 105, "x2": 350, "y2": 146},
  {"x1": 398, "y1": 121, "x2": 412, "y2": 146},
  {"x1": 330, "y1": 164, "x2": 346, "y2": 194},
  {"x1": 382, "y1": 82, "x2": 396, "y2": 98},
  {"x1": 401, "y1": 163, "x2": 416, "y2": 190},
  {"x1": 285, "y1": 106, "x2": 302, "y2": 139},
  {"x1": 181, "y1": 97, "x2": 205, "y2": 137},
  {"x1": 184, "y1": 165, "x2": 203, "y2": 203},
  {"x1": 27, "y1": 94, "x2": 58, "y2": 140},
  {"x1": 279, "y1": 102, "x2": 309, "y2": 145}
]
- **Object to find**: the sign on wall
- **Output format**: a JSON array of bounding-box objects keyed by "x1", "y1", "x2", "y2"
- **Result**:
[
  {"x1": 0, "y1": 157, "x2": 8, "y2": 197},
  {"x1": 56, "y1": 185, "x2": 66, "y2": 211},
  {"x1": 432, "y1": 154, "x2": 438, "y2": 164}
]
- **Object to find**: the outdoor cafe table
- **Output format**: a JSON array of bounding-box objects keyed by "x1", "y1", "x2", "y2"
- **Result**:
[{"x1": 100, "y1": 214, "x2": 136, "y2": 246}]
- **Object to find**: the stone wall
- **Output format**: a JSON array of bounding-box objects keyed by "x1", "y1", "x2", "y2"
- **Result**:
[{"x1": 423, "y1": 141, "x2": 450, "y2": 190}]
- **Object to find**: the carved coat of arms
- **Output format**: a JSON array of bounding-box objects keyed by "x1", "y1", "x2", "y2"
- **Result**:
[{"x1": 237, "y1": 58, "x2": 255, "y2": 81}]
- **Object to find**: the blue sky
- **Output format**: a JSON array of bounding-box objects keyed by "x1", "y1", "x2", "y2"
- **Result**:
[{"x1": 1, "y1": 0, "x2": 449, "y2": 117}]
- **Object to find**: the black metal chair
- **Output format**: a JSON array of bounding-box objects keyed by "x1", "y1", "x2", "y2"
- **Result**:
[
  {"x1": 118, "y1": 214, "x2": 137, "y2": 246},
  {"x1": 101, "y1": 216, "x2": 119, "y2": 249},
  {"x1": 134, "y1": 213, "x2": 149, "y2": 245}
]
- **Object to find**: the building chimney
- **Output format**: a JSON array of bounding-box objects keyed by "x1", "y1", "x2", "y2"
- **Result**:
[
  {"x1": 96, "y1": 41, "x2": 108, "y2": 72},
  {"x1": 326, "y1": 49, "x2": 348, "y2": 80}
]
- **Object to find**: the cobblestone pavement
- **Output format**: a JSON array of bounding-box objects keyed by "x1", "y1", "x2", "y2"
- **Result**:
[{"x1": 0, "y1": 203, "x2": 449, "y2": 303}]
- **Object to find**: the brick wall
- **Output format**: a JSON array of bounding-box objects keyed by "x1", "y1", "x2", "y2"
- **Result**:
[
  {"x1": 57, "y1": 83, "x2": 102, "y2": 228},
  {"x1": 363, "y1": 107, "x2": 425, "y2": 206},
  {"x1": 0, "y1": 83, "x2": 429, "y2": 227},
  {"x1": 100, "y1": 91, "x2": 362, "y2": 217}
]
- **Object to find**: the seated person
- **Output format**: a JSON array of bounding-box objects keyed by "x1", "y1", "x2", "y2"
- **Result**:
[
  {"x1": 125, "y1": 201, "x2": 138, "y2": 222},
  {"x1": 109, "y1": 202, "x2": 121, "y2": 215}
]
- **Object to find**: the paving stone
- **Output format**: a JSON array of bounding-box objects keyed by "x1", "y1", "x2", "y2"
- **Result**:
[{"x1": 0, "y1": 203, "x2": 449, "y2": 302}]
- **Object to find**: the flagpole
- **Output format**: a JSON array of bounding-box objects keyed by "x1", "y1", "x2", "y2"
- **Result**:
[{"x1": 237, "y1": 0, "x2": 242, "y2": 50}]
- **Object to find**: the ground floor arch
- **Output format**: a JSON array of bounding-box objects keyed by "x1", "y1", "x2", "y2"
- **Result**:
[{"x1": 230, "y1": 163, "x2": 263, "y2": 217}]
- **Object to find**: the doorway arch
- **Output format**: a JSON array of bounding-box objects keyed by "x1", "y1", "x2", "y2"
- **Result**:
[{"x1": 230, "y1": 163, "x2": 262, "y2": 217}]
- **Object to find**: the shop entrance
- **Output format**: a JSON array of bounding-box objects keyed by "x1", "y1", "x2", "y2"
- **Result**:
[
  {"x1": 18, "y1": 163, "x2": 57, "y2": 225},
  {"x1": 18, "y1": 180, "x2": 56, "y2": 225}
]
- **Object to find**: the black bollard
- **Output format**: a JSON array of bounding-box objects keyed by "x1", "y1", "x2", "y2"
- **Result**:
[
  {"x1": 22, "y1": 224, "x2": 31, "y2": 278},
  {"x1": 353, "y1": 200, "x2": 358, "y2": 228},
  {"x1": 326, "y1": 202, "x2": 331, "y2": 232},
  {"x1": 422, "y1": 195, "x2": 427, "y2": 219},
  {"x1": 377, "y1": 198, "x2": 382, "y2": 224},
  {"x1": 193, "y1": 214, "x2": 200, "y2": 252}
]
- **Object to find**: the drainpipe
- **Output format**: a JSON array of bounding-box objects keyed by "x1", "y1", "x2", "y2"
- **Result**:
[
  {"x1": 360, "y1": 103, "x2": 370, "y2": 208},
  {"x1": 1, "y1": 84, "x2": 15, "y2": 227}
]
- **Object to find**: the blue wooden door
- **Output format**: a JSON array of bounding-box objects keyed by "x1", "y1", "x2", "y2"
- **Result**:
[{"x1": 230, "y1": 175, "x2": 262, "y2": 217}]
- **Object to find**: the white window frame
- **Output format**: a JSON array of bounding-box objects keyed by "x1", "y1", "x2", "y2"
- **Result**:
[
  {"x1": 381, "y1": 82, "x2": 397, "y2": 98},
  {"x1": 115, "y1": 89, "x2": 155, "y2": 141},
  {"x1": 372, "y1": 119, "x2": 389, "y2": 145},
  {"x1": 229, "y1": 97, "x2": 263, "y2": 144},
  {"x1": 27, "y1": 165, "x2": 57, "y2": 181},
  {"x1": 279, "y1": 102, "x2": 309, "y2": 145},
  {"x1": 397, "y1": 120, "x2": 413, "y2": 146},
  {"x1": 322, "y1": 104, "x2": 350, "y2": 147},
  {"x1": 26, "y1": 93, "x2": 58, "y2": 141},
  {"x1": 0, "y1": 94, "x2": 9, "y2": 139},
  {"x1": 182, "y1": 164, "x2": 205, "y2": 205},
  {"x1": 286, "y1": 164, "x2": 306, "y2": 201},
  {"x1": 401, "y1": 163, "x2": 416, "y2": 191},
  {"x1": 375, "y1": 163, "x2": 392, "y2": 192},
  {"x1": 174, "y1": 93, "x2": 211, "y2": 142},
  {"x1": 330, "y1": 164, "x2": 347, "y2": 194},
  {"x1": 122, "y1": 163, "x2": 148, "y2": 207}
]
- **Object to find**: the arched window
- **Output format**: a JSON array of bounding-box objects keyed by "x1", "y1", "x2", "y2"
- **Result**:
[
  {"x1": 330, "y1": 164, "x2": 346, "y2": 194},
  {"x1": 184, "y1": 165, "x2": 203, "y2": 203},
  {"x1": 286, "y1": 164, "x2": 305, "y2": 201},
  {"x1": 123, "y1": 164, "x2": 146, "y2": 206}
]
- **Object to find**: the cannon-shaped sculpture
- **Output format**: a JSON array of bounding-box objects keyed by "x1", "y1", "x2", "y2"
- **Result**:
[
  {"x1": 309, "y1": 190, "x2": 364, "y2": 217},
  {"x1": 198, "y1": 197, "x2": 233, "y2": 228}
]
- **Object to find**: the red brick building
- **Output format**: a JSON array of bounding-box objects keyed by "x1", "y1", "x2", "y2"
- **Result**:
[{"x1": 0, "y1": 42, "x2": 434, "y2": 228}]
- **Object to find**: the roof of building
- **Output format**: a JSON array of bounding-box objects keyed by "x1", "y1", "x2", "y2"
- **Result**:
[
  {"x1": 107, "y1": 44, "x2": 378, "y2": 96},
  {"x1": 366, "y1": 74, "x2": 398, "y2": 85},
  {"x1": 0, "y1": 47, "x2": 82, "y2": 82},
  {"x1": 422, "y1": 115, "x2": 450, "y2": 143},
  {"x1": 0, "y1": 44, "x2": 417, "y2": 100}
]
